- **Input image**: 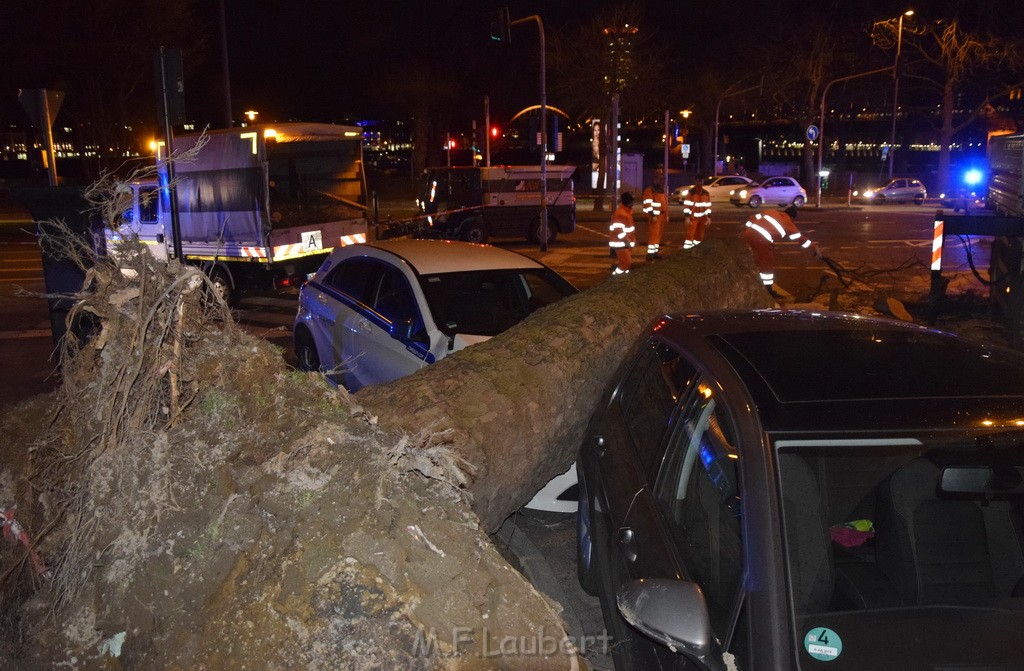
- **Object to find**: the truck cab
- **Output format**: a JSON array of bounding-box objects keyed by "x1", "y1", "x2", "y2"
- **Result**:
[{"x1": 417, "y1": 165, "x2": 576, "y2": 245}]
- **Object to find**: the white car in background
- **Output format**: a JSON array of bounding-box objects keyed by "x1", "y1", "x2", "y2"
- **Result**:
[
  {"x1": 672, "y1": 175, "x2": 754, "y2": 203},
  {"x1": 729, "y1": 176, "x2": 808, "y2": 208}
]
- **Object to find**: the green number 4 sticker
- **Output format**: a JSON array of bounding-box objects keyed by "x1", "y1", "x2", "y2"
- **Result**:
[{"x1": 804, "y1": 627, "x2": 843, "y2": 661}]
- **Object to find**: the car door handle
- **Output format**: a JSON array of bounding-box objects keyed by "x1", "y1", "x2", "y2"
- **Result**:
[{"x1": 617, "y1": 527, "x2": 638, "y2": 563}]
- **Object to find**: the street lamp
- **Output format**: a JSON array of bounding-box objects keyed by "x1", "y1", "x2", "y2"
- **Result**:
[
  {"x1": 888, "y1": 10, "x2": 914, "y2": 180},
  {"x1": 817, "y1": 66, "x2": 895, "y2": 207}
]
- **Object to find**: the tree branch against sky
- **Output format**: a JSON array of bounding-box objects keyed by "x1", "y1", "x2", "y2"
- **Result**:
[
  {"x1": 873, "y1": 15, "x2": 1024, "y2": 192},
  {"x1": 761, "y1": 16, "x2": 863, "y2": 186}
]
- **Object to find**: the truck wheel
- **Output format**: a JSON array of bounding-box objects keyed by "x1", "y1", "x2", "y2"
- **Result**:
[
  {"x1": 530, "y1": 217, "x2": 558, "y2": 245},
  {"x1": 461, "y1": 221, "x2": 488, "y2": 244},
  {"x1": 208, "y1": 267, "x2": 236, "y2": 307},
  {"x1": 294, "y1": 326, "x2": 321, "y2": 372}
]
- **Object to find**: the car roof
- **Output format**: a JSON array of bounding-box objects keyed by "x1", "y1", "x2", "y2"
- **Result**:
[
  {"x1": 653, "y1": 310, "x2": 1024, "y2": 434},
  {"x1": 353, "y1": 239, "x2": 546, "y2": 275}
]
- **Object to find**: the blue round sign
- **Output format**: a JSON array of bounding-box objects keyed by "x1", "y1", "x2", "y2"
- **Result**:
[{"x1": 806, "y1": 125, "x2": 820, "y2": 141}]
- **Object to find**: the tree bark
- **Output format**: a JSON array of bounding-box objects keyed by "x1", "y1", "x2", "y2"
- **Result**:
[{"x1": 358, "y1": 239, "x2": 773, "y2": 531}]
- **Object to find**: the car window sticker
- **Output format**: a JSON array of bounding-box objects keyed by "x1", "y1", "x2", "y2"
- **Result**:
[{"x1": 803, "y1": 627, "x2": 843, "y2": 662}]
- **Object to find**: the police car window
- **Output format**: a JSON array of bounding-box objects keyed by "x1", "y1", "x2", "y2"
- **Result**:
[
  {"x1": 618, "y1": 340, "x2": 698, "y2": 477},
  {"x1": 373, "y1": 266, "x2": 421, "y2": 331},
  {"x1": 325, "y1": 257, "x2": 382, "y2": 306}
]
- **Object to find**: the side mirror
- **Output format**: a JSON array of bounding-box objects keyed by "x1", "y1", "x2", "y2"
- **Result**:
[{"x1": 616, "y1": 579, "x2": 726, "y2": 671}]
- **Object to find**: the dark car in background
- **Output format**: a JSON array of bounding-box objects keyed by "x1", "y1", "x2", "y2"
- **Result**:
[{"x1": 576, "y1": 310, "x2": 1024, "y2": 670}]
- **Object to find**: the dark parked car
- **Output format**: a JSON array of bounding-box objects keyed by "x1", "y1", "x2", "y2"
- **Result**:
[{"x1": 577, "y1": 310, "x2": 1024, "y2": 670}]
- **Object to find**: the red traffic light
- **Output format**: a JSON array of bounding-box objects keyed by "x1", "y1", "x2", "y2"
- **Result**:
[{"x1": 491, "y1": 126, "x2": 500, "y2": 138}]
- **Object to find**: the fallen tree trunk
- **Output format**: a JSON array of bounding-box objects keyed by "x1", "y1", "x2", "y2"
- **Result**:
[
  {"x1": 0, "y1": 235, "x2": 769, "y2": 669},
  {"x1": 358, "y1": 239, "x2": 772, "y2": 531}
]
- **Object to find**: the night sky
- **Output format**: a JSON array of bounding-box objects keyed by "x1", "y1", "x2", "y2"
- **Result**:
[{"x1": 1, "y1": 0, "x2": 1022, "y2": 132}]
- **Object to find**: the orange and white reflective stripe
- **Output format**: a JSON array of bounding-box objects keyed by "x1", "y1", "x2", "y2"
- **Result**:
[
  {"x1": 273, "y1": 243, "x2": 307, "y2": 259},
  {"x1": 931, "y1": 217, "x2": 944, "y2": 270},
  {"x1": 642, "y1": 197, "x2": 655, "y2": 214},
  {"x1": 339, "y1": 233, "x2": 367, "y2": 246},
  {"x1": 745, "y1": 218, "x2": 775, "y2": 243},
  {"x1": 691, "y1": 201, "x2": 712, "y2": 218},
  {"x1": 760, "y1": 272, "x2": 775, "y2": 286},
  {"x1": 760, "y1": 214, "x2": 787, "y2": 238},
  {"x1": 647, "y1": 243, "x2": 660, "y2": 254},
  {"x1": 240, "y1": 247, "x2": 267, "y2": 258},
  {"x1": 271, "y1": 233, "x2": 367, "y2": 261},
  {"x1": 609, "y1": 221, "x2": 634, "y2": 248}
]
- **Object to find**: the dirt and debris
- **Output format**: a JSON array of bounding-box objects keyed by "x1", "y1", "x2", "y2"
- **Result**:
[
  {"x1": 0, "y1": 229, "x2": 575, "y2": 670},
  {"x1": 0, "y1": 189, "x2": 1016, "y2": 670}
]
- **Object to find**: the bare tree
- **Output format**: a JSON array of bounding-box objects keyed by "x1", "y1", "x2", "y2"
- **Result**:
[
  {"x1": 549, "y1": 2, "x2": 671, "y2": 210},
  {"x1": 760, "y1": 18, "x2": 859, "y2": 186},
  {"x1": 873, "y1": 16, "x2": 1024, "y2": 193}
]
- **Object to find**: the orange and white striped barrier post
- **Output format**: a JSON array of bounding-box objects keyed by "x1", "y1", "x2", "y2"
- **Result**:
[{"x1": 927, "y1": 210, "x2": 948, "y2": 326}]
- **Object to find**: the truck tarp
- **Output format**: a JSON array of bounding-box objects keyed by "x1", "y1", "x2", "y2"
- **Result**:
[
  {"x1": 168, "y1": 124, "x2": 366, "y2": 248},
  {"x1": 171, "y1": 132, "x2": 267, "y2": 246}
]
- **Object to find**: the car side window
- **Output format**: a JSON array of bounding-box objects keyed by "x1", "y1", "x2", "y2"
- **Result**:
[
  {"x1": 654, "y1": 383, "x2": 745, "y2": 651},
  {"x1": 617, "y1": 339, "x2": 697, "y2": 478},
  {"x1": 325, "y1": 257, "x2": 382, "y2": 307},
  {"x1": 372, "y1": 265, "x2": 422, "y2": 333}
]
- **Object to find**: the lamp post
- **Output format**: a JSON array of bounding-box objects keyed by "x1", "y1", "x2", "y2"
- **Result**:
[
  {"x1": 888, "y1": 10, "x2": 914, "y2": 180},
  {"x1": 816, "y1": 66, "x2": 895, "y2": 207},
  {"x1": 493, "y1": 9, "x2": 549, "y2": 250}
]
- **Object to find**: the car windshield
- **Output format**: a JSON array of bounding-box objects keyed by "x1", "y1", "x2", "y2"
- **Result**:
[
  {"x1": 418, "y1": 268, "x2": 576, "y2": 337},
  {"x1": 775, "y1": 431, "x2": 1024, "y2": 667}
]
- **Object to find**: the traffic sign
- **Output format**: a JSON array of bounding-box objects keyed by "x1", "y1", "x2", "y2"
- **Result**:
[
  {"x1": 18, "y1": 89, "x2": 64, "y2": 129},
  {"x1": 681, "y1": 143, "x2": 690, "y2": 159},
  {"x1": 806, "y1": 125, "x2": 819, "y2": 141}
]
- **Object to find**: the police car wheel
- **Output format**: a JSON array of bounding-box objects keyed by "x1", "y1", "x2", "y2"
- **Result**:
[{"x1": 294, "y1": 327, "x2": 321, "y2": 372}]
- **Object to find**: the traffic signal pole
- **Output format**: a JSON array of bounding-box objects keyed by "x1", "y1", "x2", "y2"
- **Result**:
[{"x1": 494, "y1": 9, "x2": 549, "y2": 251}]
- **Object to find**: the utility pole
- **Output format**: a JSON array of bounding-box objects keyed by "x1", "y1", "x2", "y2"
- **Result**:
[
  {"x1": 663, "y1": 110, "x2": 670, "y2": 201},
  {"x1": 484, "y1": 96, "x2": 491, "y2": 168},
  {"x1": 492, "y1": 9, "x2": 549, "y2": 251},
  {"x1": 816, "y1": 65, "x2": 895, "y2": 207},
  {"x1": 888, "y1": 10, "x2": 913, "y2": 180}
]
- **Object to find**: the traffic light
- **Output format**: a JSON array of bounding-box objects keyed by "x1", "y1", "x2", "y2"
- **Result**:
[
  {"x1": 491, "y1": 126, "x2": 500, "y2": 139},
  {"x1": 490, "y1": 8, "x2": 511, "y2": 44}
]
